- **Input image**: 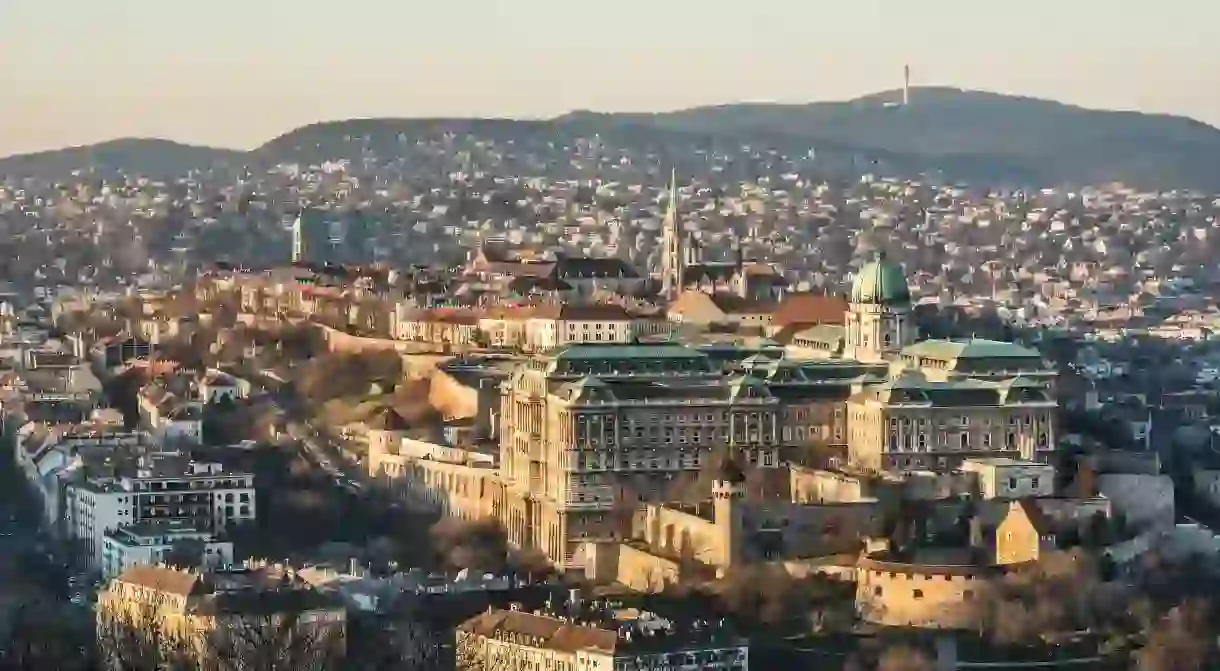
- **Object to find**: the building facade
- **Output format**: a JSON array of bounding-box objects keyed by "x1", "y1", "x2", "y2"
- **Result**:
[{"x1": 66, "y1": 457, "x2": 255, "y2": 571}]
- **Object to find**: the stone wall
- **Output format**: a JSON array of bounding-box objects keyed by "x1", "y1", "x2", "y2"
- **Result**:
[
  {"x1": 638, "y1": 505, "x2": 720, "y2": 565},
  {"x1": 750, "y1": 499, "x2": 884, "y2": 558},
  {"x1": 855, "y1": 559, "x2": 990, "y2": 629},
  {"x1": 618, "y1": 544, "x2": 681, "y2": 593}
]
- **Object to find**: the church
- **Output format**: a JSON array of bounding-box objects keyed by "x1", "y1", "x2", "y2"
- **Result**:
[{"x1": 659, "y1": 170, "x2": 787, "y2": 302}]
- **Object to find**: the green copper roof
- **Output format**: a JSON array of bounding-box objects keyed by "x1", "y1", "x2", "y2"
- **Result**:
[
  {"x1": 551, "y1": 344, "x2": 706, "y2": 360},
  {"x1": 903, "y1": 338, "x2": 1042, "y2": 361},
  {"x1": 850, "y1": 251, "x2": 911, "y2": 306}
]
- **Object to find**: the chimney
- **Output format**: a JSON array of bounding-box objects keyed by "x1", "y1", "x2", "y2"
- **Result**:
[{"x1": 1077, "y1": 459, "x2": 1097, "y2": 498}]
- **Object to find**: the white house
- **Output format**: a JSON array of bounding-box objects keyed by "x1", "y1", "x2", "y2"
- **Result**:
[{"x1": 197, "y1": 369, "x2": 249, "y2": 403}]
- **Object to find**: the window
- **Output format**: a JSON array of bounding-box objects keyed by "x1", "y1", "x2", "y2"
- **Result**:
[
  {"x1": 1031, "y1": 477, "x2": 1040, "y2": 489},
  {"x1": 1008, "y1": 477, "x2": 1018, "y2": 490},
  {"x1": 874, "y1": 586, "x2": 883, "y2": 596},
  {"x1": 912, "y1": 589, "x2": 924, "y2": 599}
]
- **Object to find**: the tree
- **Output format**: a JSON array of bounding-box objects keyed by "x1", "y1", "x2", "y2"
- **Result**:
[
  {"x1": 0, "y1": 600, "x2": 94, "y2": 670},
  {"x1": 430, "y1": 517, "x2": 508, "y2": 572},
  {"x1": 95, "y1": 600, "x2": 200, "y2": 671},
  {"x1": 164, "y1": 537, "x2": 208, "y2": 570},
  {"x1": 206, "y1": 610, "x2": 345, "y2": 671},
  {"x1": 1135, "y1": 601, "x2": 1216, "y2": 671},
  {"x1": 455, "y1": 632, "x2": 512, "y2": 671},
  {"x1": 346, "y1": 615, "x2": 446, "y2": 671},
  {"x1": 877, "y1": 644, "x2": 934, "y2": 671}
]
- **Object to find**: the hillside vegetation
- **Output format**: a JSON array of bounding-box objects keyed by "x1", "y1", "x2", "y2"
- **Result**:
[{"x1": 5, "y1": 88, "x2": 1220, "y2": 188}]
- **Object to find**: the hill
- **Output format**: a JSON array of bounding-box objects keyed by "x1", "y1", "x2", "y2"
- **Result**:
[
  {"x1": 6, "y1": 88, "x2": 1220, "y2": 188},
  {"x1": 0, "y1": 138, "x2": 243, "y2": 180},
  {"x1": 246, "y1": 89, "x2": 1220, "y2": 188}
]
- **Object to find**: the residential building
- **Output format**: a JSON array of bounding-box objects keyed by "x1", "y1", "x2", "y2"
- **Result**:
[
  {"x1": 102, "y1": 519, "x2": 234, "y2": 579},
  {"x1": 97, "y1": 563, "x2": 345, "y2": 669},
  {"x1": 458, "y1": 603, "x2": 748, "y2": 671},
  {"x1": 66, "y1": 455, "x2": 255, "y2": 571}
]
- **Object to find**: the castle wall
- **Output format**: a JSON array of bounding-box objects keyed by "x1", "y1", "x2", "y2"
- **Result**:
[
  {"x1": 617, "y1": 544, "x2": 681, "y2": 593},
  {"x1": 855, "y1": 561, "x2": 990, "y2": 629},
  {"x1": 789, "y1": 467, "x2": 868, "y2": 504},
  {"x1": 637, "y1": 504, "x2": 720, "y2": 565},
  {"x1": 747, "y1": 500, "x2": 883, "y2": 558}
]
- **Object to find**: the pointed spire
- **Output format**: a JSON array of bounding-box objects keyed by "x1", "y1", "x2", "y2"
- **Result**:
[{"x1": 664, "y1": 167, "x2": 679, "y2": 226}]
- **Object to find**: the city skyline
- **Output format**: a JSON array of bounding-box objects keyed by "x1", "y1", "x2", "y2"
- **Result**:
[{"x1": 2, "y1": 0, "x2": 1219, "y2": 157}]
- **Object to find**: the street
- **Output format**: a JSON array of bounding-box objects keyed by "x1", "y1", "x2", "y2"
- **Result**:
[
  {"x1": 247, "y1": 369, "x2": 370, "y2": 498},
  {"x1": 0, "y1": 432, "x2": 95, "y2": 623}
]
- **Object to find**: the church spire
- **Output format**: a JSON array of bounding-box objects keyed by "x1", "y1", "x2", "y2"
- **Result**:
[
  {"x1": 664, "y1": 166, "x2": 678, "y2": 227},
  {"x1": 661, "y1": 167, "x2": 684, "y2": 299}
]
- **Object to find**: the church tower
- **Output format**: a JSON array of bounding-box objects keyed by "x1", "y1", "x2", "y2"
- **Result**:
[
  {"x1": 844, "y1": 251, "x2": 916, "y2": 363},
  {"x1": 660, "y1": 168, "x2": 684, "y2": 298}
]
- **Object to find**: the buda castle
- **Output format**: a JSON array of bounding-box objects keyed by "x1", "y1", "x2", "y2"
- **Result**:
[{"x1": 490, "y1": 251, "x2": 1057, "y2": 569}]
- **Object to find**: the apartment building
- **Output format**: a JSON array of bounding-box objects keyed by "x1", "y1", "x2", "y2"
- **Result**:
[
  {"x1": 66, "y1": 455, "x2": 254, "y2": 571},
  {"x1": 458, "y1": 604, "x2": 748, "y2": 671},
  {"x1": 97, "y1": 563, "x2": 345, "y2": 670},
  {"x1": 102, "y1": 519, "x2": 235, "y2": 579}
]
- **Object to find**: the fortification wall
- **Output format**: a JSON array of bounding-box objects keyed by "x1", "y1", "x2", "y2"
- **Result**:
[{"x1": 854, "y1": 557, "x2": 991, "y2": 629}]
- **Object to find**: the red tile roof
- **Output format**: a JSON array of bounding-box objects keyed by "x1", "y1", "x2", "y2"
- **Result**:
[{"x1": 769, "y1": 293, "x2": 848, "y2": 328}]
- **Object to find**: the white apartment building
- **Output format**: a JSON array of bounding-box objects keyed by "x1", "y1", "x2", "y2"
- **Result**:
[
  {"x1": 66, "y1": 456, "x2": 255, "y2": 571},
  {"x1": 102, "y1": 519, "x2": 234, "y2": 579}
]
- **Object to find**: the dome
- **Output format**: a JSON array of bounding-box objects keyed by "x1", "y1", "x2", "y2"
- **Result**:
[{"x1": 850, "y1": 251, "x2": 911, "y2": 306}]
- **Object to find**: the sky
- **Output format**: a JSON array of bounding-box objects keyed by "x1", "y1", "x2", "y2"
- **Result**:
[{"x1": 1, "y1": 0, "x2": 1219, "y2": 157}]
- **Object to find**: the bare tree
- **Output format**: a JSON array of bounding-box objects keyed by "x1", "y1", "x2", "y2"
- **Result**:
[
  {"x1": 1134, "y1": 600, "x2": 1216, "y2": 671},
  {"x1": 95, "y1": 600, "x2": 200, "y2": 671},
  {"x1": 346, "y1": 615, "x2": 446, "y2": 671},
  {"x1": 455, "y1": 632, "x2": 512, "y2": 671},
  {"x1": 205, "y1": 610, "x2": 345, "y2": 671},
  {"x1": 0, "y1": 600, "x2": 94, "y2": 670}
]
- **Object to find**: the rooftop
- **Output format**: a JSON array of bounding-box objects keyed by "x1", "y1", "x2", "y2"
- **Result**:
[{"x1": 903, "y1": 338, "x2": 1043, "y2": 361}]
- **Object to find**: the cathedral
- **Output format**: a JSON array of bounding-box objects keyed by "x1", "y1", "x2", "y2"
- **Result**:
[{"x1": 659, "y1": 170, "x2": 786, "y2": 302}]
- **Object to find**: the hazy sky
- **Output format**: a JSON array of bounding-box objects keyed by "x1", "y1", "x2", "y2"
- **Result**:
[{"x1": 2, "y1": 0, "x2": 1218, "y2": 156}]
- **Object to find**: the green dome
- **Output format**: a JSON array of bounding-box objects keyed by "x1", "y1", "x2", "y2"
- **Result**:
[{"x1": 850, "y1": 252, "x2": 911, "y2": 305}]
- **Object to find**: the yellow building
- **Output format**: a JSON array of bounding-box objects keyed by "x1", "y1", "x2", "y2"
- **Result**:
[
  {"x1": 457, "y1": 605, "x2": 749, "y2": 671},
  {"x1": 489, "y1": 252, "x2": 1057, "y2": 568},
  {"x1": 368, "y1": 252, "x2": 1058, "y2": 572},
  {"x1": 96, "y1": 564, "x2": 346, "y2": 669}
]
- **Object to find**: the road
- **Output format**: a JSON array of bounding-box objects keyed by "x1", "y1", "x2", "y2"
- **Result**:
[
  {"x1": 287, "y1": 419, "x2": 367, "y2": 496},
  {"x1": 246, "y1": 370, "x2": 369, "y2": 497},
  {"x1": 0, "y1": 430, "x2": 94, "y2": 618}
]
